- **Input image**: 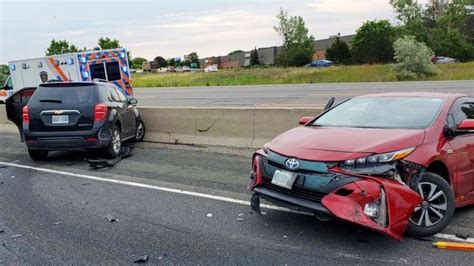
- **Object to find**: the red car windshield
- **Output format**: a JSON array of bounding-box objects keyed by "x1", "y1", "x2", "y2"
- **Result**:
[{"x1": 313, "y1": 96, "x2": 445, "y2": 129}]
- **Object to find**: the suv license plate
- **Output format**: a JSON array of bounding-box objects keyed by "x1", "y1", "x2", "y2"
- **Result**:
[
  {"x1": 272, "y1": 170, "x2": 297, "y2": 189},
  {"x1": 52, "y1": 115, "x2": 69, "y2": 124}
]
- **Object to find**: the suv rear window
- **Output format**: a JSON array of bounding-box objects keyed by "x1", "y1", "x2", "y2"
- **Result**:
[{"x1": 30, "y1": 85, "x2": 95, "y2": 105}]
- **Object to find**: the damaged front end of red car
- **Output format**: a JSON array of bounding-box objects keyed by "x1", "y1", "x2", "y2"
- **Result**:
[{"x1": 249, "y1": 148, "x2": 423, "y2": 241}]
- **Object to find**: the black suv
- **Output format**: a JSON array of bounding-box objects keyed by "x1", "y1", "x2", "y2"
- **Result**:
[{"x1": 6, "y1": 81, "x2": 145, "y2": 161}]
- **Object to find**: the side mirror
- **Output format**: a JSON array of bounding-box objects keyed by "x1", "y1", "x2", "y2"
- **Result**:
[
  {"x1": 299, "y1": 116, "x2": 314, "y2": 125},
  {"x1": 128, "y1": 97, "x2": 138, "y2": 105},
  {"x1": 457, "y1": 119, "x2": 474, "y2": 131}
]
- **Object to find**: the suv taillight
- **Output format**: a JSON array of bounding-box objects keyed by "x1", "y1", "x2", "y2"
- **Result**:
[
  {"x1": 22, "y1": 106, "x2": 30, "y2": 124},
  {"x1": 94, "y1": 103, "x2": 107, "y2": 122}
]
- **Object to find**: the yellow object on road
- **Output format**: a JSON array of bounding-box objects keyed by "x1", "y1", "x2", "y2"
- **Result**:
[{"x1": 433, "y1": 241, "x2": 474, "y2": 252}]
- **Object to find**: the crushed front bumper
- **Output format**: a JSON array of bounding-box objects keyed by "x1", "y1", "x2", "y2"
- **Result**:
[{"x1": 250, "y1": 153, "x2": 422, "y2": 240}]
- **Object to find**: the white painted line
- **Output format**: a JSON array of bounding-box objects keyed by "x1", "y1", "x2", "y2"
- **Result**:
[
  {"x1": 434, "y1": 233, "x2": 474, "y2": 244},
  {"x1": 2, "y1": 161, "x2": 471, "y2": 242},
  {"x1": 0, "y1": 161, "x2": 300, "y2": 214}
]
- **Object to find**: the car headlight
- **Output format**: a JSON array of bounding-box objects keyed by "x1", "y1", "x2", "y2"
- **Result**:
[{"x1": 344, "y1": 147, "x2": 416, "y2": 166}]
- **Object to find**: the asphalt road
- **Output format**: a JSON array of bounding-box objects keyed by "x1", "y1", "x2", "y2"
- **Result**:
[
  {"x1": 0, "y1": 131, "x2": 473, "y2": 264},
  {"x1": 133, "y1": 80, "x2": 474, "y2": 107}
]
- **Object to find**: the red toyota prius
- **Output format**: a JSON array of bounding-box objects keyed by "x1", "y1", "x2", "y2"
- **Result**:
[{"x1": 249, "y1": 93, "x2": 474, "y2": 240}]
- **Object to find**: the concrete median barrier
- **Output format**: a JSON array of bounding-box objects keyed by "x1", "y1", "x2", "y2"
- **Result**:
[
  {"x1": 0, "y1": 106, "x2": 322, "y2": 148},
  {"x1": 140, "y1": 107, "x2": 322, "y2": 148}
]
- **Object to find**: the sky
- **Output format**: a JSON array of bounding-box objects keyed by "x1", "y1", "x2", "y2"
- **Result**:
[{"x1": 0, "y1": 0, "x2": 429, "y2": 64}]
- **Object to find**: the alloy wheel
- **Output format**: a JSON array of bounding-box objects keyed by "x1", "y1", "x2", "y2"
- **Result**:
[
  {"x1": 136, "y1": 122, "x2": 144, "y2": 140},
  {"x1": 112, "y1": 130, "x2": 121, "y2": 154},
  {"x1": 409, "y1": 181, "x2": 448, "y2": 227}
]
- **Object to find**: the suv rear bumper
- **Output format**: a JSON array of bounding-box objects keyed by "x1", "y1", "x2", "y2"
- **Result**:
[
  {"x1": 26, "y1": 136, "x2": 109, "y2": 150},
  {"x1": 24, "y1": 124, "x2": 112, "y2": 151}
]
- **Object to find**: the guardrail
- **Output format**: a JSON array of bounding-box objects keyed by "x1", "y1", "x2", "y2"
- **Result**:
[{"x1": 0, "y1": 107, "x2": 323, "y2": 148}]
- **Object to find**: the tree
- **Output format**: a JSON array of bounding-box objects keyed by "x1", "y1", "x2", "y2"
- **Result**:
[
  {"x1": 228, "y1": 50, "x2": 244, "y2": 56},
  {"x1": 390, "y1": 0, "x2": 428, "y2": 42},
  {"x1": 45, "y1": 39, "x2": 80, "y2": 55},
  {"x1": 250, "y1": 47, "x2": 260, "y2": 66},
  {"x1": 168, "y1": 58, "x2": 176, "y2": 67},
  {"x1": 97, "y1": 37, "x2": 120, "y2": 50},
  {"x1": 351, "y1": 20, "x2": 396, "y2": 64},
  {"x1": 130, "y1": 57, "x2": 147, "y2": 70},
  {"x1": 274, "y1": 9, "x2": 315, "y2": 66},
  {"x1": 0, "y1": 64, "x2": 9, "y2": 85},
  {"x1": 184, "y1": 52, "x2": 200, "y2": 68},
  {"x1": 431, "y1": 28, "x2": 474, "y2": 61},
  {"x1": 154, "y1": 56, "x2": 168, "y2": 68},
  {"x1": 325, "y1": 36, "x2": 352, "y2": 64},
  {"x1": 393, "y1": 36, "x2": 438, "y2": 80}
]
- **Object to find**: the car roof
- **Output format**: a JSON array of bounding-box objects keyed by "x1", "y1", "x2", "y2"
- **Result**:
[{"x1": 356, "y1": 92, "x2": 468, "y2": 99}]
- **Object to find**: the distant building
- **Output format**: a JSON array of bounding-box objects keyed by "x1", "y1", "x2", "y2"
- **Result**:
[{"x1": 199, "y1": 34, "x2": 355, "y2": 69}]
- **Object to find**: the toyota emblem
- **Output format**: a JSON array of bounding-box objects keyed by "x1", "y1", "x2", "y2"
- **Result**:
[{"x1": 285, "y1": 158, "x2": 300, "y2": 170}]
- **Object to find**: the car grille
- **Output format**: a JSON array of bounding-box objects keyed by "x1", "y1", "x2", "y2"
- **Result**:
[{"x1": 261, "y1": 176, "x2": 327, "y2": 203}]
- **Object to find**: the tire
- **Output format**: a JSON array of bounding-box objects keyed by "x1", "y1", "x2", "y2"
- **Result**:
[
  {"x1": 407, "y1": 172, "x2": 455, "y2": 237},
  {"x1": 28, "y1": 149, "x2": 48, "y2": 161},
  {"x1": 105, "y1": 126, "x2": 122, "y2": 159},
  {"x1": 135, "y1": 120, "x2": 145, "y2": 142}
]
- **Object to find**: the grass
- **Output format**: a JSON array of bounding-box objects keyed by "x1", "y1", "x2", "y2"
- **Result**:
[{"x1": 131, "y1": 62, "x2": 474, "y2": 87}]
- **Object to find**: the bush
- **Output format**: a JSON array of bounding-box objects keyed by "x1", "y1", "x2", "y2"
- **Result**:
[{"x1": 393, "y1": 36, "x2": 438, "y2": 80}]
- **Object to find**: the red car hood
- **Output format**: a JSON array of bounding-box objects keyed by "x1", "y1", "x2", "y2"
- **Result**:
[{"x1": 267, "y1": 126, "x2": 425, "y2": 161}]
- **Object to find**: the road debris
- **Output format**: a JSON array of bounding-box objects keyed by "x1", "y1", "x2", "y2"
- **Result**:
[
  {"x1": 10, "y1": 175, "x2": 14, "y2": 179},
  {"x1": 133, "y1": 255, "x2": 149, "y2": 263},
  {"x1": 10, "y1": 234, "x2": 22, "y2": 239},
  {"x1": 54, "y1": 221, "x2": 62, "y2": 225},
  {"x1": 206, "y1": 213, "x2": 213, "y2": 218},
  {"x1": 237, "y1": 217, "x2": 244, "y2": 222},
  {"x1": 433, "y1": 241, "x2": 474, "y2": 252},
  {"x1": 105, "y1": 214, "x2": 117, "y2": 222},
  {"x1": 0, "y1": 229, "x2": 4, "y2": 233},
  {"x1": 455, "y1": 234, "x2": 470, "y2": 240}
]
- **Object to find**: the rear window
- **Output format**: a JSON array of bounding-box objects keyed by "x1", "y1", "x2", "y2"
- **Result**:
[{"x1": 30, "y1": 85, "x2": 95, "y2": 105}]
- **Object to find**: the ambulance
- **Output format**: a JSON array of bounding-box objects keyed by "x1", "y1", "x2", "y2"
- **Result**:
[{"x1": 0, "y1": 48, "x2": 133, "y2": 103}]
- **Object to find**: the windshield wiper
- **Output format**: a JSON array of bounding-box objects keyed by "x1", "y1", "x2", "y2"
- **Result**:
[{"x1": 39, "y1": 99, "x2": 62, "y2": 103}]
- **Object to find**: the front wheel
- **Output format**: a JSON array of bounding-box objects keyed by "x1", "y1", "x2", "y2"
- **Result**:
[
  {"x1": 28, "y1": 149, "x2": 48, "y2": 161},
  {"x1": 407, "y1": 172, "x2": 455, "y2": 236},
  {"x1": 135, "y1": 120, "x2": 145, "y2": 142}
]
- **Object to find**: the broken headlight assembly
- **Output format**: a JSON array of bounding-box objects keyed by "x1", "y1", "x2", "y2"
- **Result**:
[
  {"x1": 341, "y1": 147, "x2": 416, "y2": 176},
  {"x1": 363, "y1": 187, "x2": 388, "y2": 227}
]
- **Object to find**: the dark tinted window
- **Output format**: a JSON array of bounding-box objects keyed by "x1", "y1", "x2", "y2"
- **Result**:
[
  {"x1": 106, "y1": 62, "x2": 121, "y2": 81},
  {"x1": 114, "y1": 87, "x2": 127, "y2": 102},
  {"x1": 90, "y1": 64, "x2": 106, "y2": 80},
  {"x1": 30, "y1": 85, "x2": 95, "y2": 105},
  {"x1": 312, "y1": 97, "x2": 445, "y2": 129},
  {"x1": 453, "y1": 102, "x2": 474, "y2": 126},
  {"x1": 108, "y1": 86, "x2": 122, "y2": 102}
]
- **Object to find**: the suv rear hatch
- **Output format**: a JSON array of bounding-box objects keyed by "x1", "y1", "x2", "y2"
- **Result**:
[{"x1": 28, "y1": 83, "x2": 98, "y2": 132}]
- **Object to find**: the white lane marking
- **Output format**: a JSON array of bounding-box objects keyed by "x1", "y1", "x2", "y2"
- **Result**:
[
  {"x1": 2, "y1": 161, "x2": 472, "y2": 243},
  {"x1": 434, "y1": 233, "x2": 474, "y2": 244},
  {"x1": 0, "y1": 161, "x2": 301, "y2": 214}
]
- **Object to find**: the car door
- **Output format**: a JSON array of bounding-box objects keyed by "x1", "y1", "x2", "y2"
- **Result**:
[
  {"x1": 447, "y1": 97, "x2": 474, "y2": 202},
  {"x1": 5, "y1": 87, "x2": 37, "y2": 138},
  {"x1": 113, "y1": 87, "x2": 136, "y2": 138},
  {"x1": 108, "y1": 86, "x2": 133, "y2": 139}
]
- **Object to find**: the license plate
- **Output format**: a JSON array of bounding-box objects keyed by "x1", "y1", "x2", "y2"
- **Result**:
[
  {"x1": 272, "y1": 170, "x2": 297, "y2": 189},
  {"x1": 52, "y1": 115, "x2": 69, "y2": 124}
]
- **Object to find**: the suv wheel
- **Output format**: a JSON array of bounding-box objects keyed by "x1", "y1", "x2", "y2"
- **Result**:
[
  {"x1": 135, "y1": 120, "x2": 145, "y2": 142},
  {"x1": 105, "y1": 126, "x2": 122, "y2": 159},
  {"x1": 28, "y1": 149, "x2": 48, "y2": 161},
  {"x1": 407, "y1": 172, "x2": 455, "y2": 236}
]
